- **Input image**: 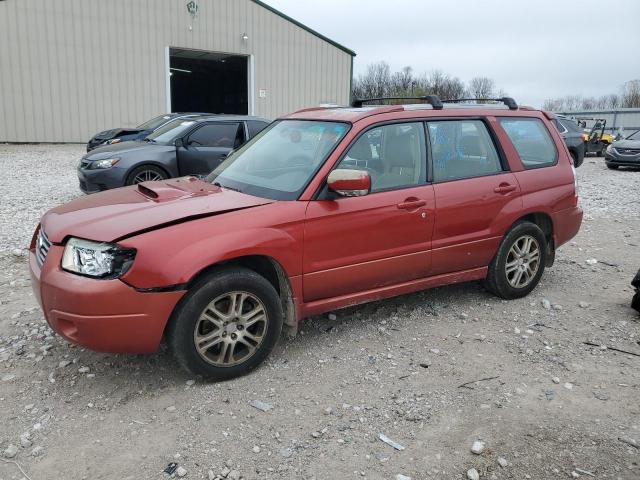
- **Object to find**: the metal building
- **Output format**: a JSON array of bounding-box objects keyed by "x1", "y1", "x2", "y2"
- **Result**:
[
  {"x1": 556, "y1": 109, "x2": 640, "y2": 135},
  {"x1": 0, "y1": 0, "x2": 355, "y2": 143}
]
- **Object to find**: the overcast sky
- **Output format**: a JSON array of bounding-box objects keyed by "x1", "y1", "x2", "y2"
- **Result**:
[{"x1": 265, "y1": 0, "x2": 640, "y2": 107}]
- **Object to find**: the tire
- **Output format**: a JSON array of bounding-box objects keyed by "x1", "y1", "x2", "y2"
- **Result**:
[
  {"x1": 166, "y1": 267, "x2": 283, "y2": 380},
  {"x1": 125, "y1": 164, "x2": 168, "y2": 185},
  {"x1": 485, "y1": 222, "x2": 547, "y2": 300},
  {"x1": 569, "y1": 150, "x2": 583, "y2": 168},
  {"x1": 606, "y1": 164, "x2": 619, "y2": 170}
]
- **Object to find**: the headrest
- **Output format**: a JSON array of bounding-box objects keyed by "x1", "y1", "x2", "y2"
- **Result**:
[
  {"x1": 348, "y1": 138, "x2": 373, "y2": 161},
  {"x1": 459, "y1": 135, "x2": 484, "y2": 157},
  {"x1": 384, "y1": 132, "x2": 415, "y2": 168}
]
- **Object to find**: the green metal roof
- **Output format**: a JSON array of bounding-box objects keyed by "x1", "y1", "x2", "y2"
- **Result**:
[{"x1": 251, "y1": 0, "x2": 356, "y2": 57}]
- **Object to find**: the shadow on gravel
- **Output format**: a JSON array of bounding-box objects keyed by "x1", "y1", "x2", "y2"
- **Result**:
[{"x1": 282, "y1": 280, "x2": 492, "y2": 351}]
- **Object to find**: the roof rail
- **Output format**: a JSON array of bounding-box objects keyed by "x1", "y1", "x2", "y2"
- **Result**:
[
  {"x1": 351, "y1": 95, "x2": 443, "y2": 110},
  {"x1": 442, "y1": 97, "x2": 518, "y2": 110}
]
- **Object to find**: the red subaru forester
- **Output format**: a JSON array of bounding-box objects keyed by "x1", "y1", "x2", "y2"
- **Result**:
[{"x1": 29, "y1": 97, "x2": 582, "y2": 380}]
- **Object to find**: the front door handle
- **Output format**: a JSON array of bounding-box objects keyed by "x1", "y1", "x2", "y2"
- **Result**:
[
  {"x1": 397, "y1": 199, "x2": 427, "y2": 210},
  {"x1": 494, "y1": 183, "x2": 517, "y2": 194}
]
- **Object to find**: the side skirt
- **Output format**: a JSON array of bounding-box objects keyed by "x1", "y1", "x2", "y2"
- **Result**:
[{"x1": 301, "y1": 266, "x2": 488, "y2": 318}]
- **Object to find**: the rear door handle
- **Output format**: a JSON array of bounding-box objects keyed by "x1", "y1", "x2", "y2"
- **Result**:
[
  {"x1": 494, "y1": 184, "x2": 517, "y2": 194},
  {"x1": 397, "y1": 199, "x2": 427, "y2": 210}
]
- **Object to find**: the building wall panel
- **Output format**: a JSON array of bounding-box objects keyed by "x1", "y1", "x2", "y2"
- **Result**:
[{"x1": 0, "y1": 0, "x2": 353, "y2": 142}]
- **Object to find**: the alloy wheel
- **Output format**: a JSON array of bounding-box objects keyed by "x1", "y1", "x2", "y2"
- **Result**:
[
  {"x1": 505, "y1": 235, "x2": 540, "y2": 288},
  {"x1": 132, "y1": 170, "x2": 164, "y2": 183},
  {"x1": 193, "y1": 291, "x2": 268, "y2": 367}
]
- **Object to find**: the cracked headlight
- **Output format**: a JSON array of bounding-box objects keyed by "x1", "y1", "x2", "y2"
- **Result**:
[
  {"x1": 61, "y1": 238, "x2": 136, "y2": 278},
  {"x1": 90, "y1": 158, "x2": 120, "y2": 169}
]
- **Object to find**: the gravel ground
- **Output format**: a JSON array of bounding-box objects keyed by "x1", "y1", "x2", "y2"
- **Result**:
[{"x1": 0, "y1": 145, "x2": 639, "y2": 480}]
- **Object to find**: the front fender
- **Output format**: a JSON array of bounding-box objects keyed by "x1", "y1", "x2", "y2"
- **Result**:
[{"x1": 119, "y1": 203, "x2": 306, "y2": 289}]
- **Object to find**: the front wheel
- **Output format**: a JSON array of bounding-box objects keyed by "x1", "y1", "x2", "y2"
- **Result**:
[
  {"x1": 125, "y1": 165, "x2": 168, "y2": 185},
  {"x1": 485, "y1": 222, "x2": 547, "y2": 299},
  {"x1": 166, "y1": 268, "x2": 283, "y2": 380}
]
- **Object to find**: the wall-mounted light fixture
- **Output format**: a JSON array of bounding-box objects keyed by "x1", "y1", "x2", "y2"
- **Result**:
[{"x1": 241, "y1": 33, "x2": 249, "y2": 41}]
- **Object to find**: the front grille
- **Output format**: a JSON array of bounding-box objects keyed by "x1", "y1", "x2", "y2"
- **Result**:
[
  {"x1": 615, "y1": 147, "x2": 640, "y2": 156},
  {"x1": 35, "y1": 229, "x2": 51, "y2": 268}
]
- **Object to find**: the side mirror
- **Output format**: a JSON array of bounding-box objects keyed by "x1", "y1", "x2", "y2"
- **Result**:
[
  {"x1": 327, "y1": 169, "x2": 371, "y2": 197},
  {"x1": 174, "y1": 138, "x2": 185, "y2": 148}
]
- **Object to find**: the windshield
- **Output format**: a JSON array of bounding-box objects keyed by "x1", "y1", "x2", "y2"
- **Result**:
[
  {"x1": 206, "y1": 120, "x2": 350, "y2": 200},
  {"x1": 145, "y1": 118, "x2": 198, "y2": 144},
  {"x1": 137, "y1": 114, "x2": 172, "y2": 131},
  {"x1": 626, "y1": 130, "x2": 640, "y2": 141}
]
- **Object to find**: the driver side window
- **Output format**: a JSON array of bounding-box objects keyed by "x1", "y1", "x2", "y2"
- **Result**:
[{"x1": 336, "y1": 122, "x2": 426, "y2": 192}]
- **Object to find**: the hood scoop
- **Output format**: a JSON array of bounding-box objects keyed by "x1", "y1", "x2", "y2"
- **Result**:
[{"x1": 137, "y1": 177, "x2": 219, "y2": 202}]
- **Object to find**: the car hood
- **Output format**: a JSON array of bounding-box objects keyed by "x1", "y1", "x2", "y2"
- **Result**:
[
  {"x1": 41, "y1": 178, "x2": 275, "y2": 244},
  {"x1": 92, "y1": 128, "x2": 144, "y2": 141},
  {"x1": 84, "y1": 141, "x2": 167, "y2": 159},
  {"x1": 613, "y1": 139, "x2": 640, "y2": 149}
]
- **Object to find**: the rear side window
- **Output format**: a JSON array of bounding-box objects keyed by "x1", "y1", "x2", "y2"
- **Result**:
[
  {"x1": 427, "y1": 120, "x2": 502, "y2": 182},
  {"x1": 247, "y1": 120, "x2": 269, "y2": 138},
  {"x1": 553, "y1": 119, "x2": 567, "y2": 134},
  {"x1": 499, "y1": 118, "x2": 557, "y2": 169}
]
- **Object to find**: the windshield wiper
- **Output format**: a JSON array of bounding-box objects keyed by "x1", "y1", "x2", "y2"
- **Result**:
[
  {"x1": 144, "y1": 138, "x2": 156, "y2": 143},
  {"x1": 213, "y1": 181, "x2": 241, "y2": 193}
]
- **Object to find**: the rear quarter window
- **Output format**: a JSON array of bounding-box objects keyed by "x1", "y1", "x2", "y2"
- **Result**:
[
  {"x1": 559, "y1": 118, "x2": 581, "y2": 133},
  {"x1": 247, "y1": 120, "x2": 269, "y2": 138},
  {"x1": 499, "y1": 118, "x2": 557, "y2": 169}
]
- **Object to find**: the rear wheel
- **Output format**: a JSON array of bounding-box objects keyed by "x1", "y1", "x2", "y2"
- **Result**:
[
  {"x1": 125, "y1": 165, "x2": 168, "y2": 185},
  {"x1": 485, "y1": 222, "x2": 547, "y2": 299},
  {"x1": 167, "y1": 268, "x2": 283, "y2": 380}
]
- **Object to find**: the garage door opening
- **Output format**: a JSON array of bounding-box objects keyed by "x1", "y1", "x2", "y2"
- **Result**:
[{"x1": 169, "y1": 48, "x2": 249, "y2": 115}]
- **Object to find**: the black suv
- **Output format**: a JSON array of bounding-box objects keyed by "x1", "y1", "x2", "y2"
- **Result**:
[
  {"x1": 553, "y1": 115, "x2": 585, "y2": 167},
  {"x1": 78, "y1": 115, "x2": 270, "y2": 193}
]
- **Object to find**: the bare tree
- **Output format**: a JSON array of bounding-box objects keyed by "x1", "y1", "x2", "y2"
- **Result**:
[
  {"x1": 542, "y1": 79, "x2": 639, "y2": 112},
  {"x1": 414, "y1": 70, "x2": 465, "y2": 100},
  {"x1": 352, "y1": 62, "x2": 501, "y2": 104},
  {"x1": 580, "y1": 97, "x2": 596, "y2": 110},
  {"x1": 391, "y1": 66, "x2": 414, "y2": 94},
  {"x1": 352, "y1": 61, "x2": 392, "y2": 99},
  {"x1": 605, "y1": 94, "x2": 621, "y2": 108},
  {"x1": 542, "y1": 98, "x2": 565, "y2": 111},
  {"x1": 468, "y1": 77, "x2": 495, "y2": 99},
  {"x1": 565, "y1": 95, "x2": 582, "y2": 111},
  {"x1": 622, "y1": 79, "x2": 640, "y2": 108}
]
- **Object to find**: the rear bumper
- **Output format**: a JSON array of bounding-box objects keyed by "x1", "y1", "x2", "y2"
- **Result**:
[
  {"x1": 29, "y1": 245, "x2": 185, "y2": 353},
  {"x1": 552, "y1": 205, "x2": 583, "y2": 248}
]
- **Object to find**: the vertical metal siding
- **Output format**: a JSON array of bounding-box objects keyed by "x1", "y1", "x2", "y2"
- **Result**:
[{"x1": 0, "y1": 0, "x2": 353, "y2": 142}]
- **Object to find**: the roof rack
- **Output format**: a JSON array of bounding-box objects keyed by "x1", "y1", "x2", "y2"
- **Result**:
[
  {"x1": 351, "y1": 95, "x2": 443, "y2": 110},
  {"x1": 442, "y1": 97, "x2": 518, "y2": 110}
]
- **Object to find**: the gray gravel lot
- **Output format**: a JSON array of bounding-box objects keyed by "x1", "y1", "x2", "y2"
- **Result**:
[{"x1": 0, "y1": 145, "x2": 639, "y2": 480}]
